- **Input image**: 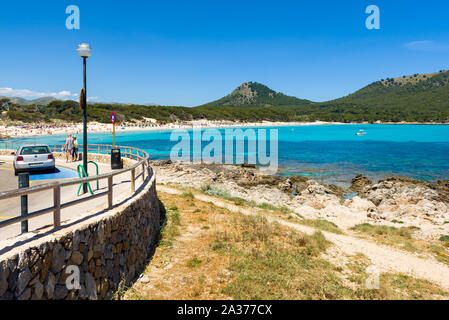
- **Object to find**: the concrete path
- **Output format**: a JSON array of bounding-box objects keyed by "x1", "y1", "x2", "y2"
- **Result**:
[{"x1": 0, "y1": 156, "x2": 146, "y2": 242}]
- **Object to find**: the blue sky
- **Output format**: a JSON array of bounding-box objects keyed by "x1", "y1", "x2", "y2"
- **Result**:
[{"x1": 1, "y1": 0, "x2": 449, "y2": 106}]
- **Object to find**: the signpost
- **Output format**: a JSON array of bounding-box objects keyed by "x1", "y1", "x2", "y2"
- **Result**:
[
  {"x1": 80, "y1": 88, "x2": 88, "y2": 193},
  {"x1": 111, "y1": 112, "x2": 116, "y2": 149},
  {"x1": 110, "y1": 112, "x2": 123, "y2": 169}
]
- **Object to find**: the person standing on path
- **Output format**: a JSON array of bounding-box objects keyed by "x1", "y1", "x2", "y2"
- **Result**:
[
  {"x1": 64, "y1": 133, "x2": 74, "y2": 163},
  {"x1": 72, "y1": 136, "x2": 79, "y2": 161}
]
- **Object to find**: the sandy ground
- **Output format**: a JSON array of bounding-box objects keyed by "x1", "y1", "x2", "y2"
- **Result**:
[
  {"x1": 2, "y1": 119, "x2": 448, "y2": 139},
  {"x1": 0, "y1": 120, "x2": 343, "y2": 139}
]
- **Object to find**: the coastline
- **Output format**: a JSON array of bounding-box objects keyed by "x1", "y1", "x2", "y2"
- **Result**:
[
  {"x1": 0, "y1": 120, "x2": 343, "y2": 139},
  {"x1": 151, "y1": 160, "x2": 449, "y2": 241},
  {"x1": 1, "y1": 120, "x2": 448, "y2": 139}
]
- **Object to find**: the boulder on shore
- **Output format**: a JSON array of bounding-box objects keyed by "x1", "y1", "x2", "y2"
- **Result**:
[{"x1": 350, "y1": 174, "x2": 373, "y2": 194}]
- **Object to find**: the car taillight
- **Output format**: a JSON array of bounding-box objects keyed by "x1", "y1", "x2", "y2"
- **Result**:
[
  {"x1": 48, "y1": 154, "x2": 54, "y2": 160},
  {"x1": 17, "y1": 156, "x2": 24, "y2": 161}
]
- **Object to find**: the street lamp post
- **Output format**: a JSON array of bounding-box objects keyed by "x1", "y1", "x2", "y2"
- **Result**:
[{"x1": 77, "y1": 43, "x2": 92, "y2": 193}]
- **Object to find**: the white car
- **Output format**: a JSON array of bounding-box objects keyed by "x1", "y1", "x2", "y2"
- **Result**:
[{"x1": 13, "y1": 144, "x2": 56, "y2": 176}]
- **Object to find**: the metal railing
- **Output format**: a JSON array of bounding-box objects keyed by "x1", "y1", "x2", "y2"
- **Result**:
[{"x1": 0, "y1": 143, "x2": 152, "y2": 232}]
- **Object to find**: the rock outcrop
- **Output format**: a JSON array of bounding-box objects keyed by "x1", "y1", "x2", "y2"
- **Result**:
[
  {"x1": 152, "y1": 161, "x2": 449, "y2": 240},
  {"x1": 350, "y1": 174, "x2": 373, "y2": 194}
]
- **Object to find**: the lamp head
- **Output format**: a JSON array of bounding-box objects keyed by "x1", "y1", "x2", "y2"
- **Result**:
[{"x1": 77, "y1": 43, "x2": 92, "y2": 58}]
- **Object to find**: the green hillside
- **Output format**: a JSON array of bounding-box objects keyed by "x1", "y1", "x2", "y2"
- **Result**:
[
  {"x1": 1, "y1": 70, "x2": 449, "y2": 124},
  {"x1": 0, "y1": 96, "x2": 56, "y2": 106},
  {"x1": 198, "y1": 82, "x2": 312, "y2": 108},
  {"x1": 303, "y1": 70, "x2": 449, "y2": 122}
]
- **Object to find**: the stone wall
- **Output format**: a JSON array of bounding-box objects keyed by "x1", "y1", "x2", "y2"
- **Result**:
[{"x1": 0, "y1": 163, "x2": 160, "y2": 300}]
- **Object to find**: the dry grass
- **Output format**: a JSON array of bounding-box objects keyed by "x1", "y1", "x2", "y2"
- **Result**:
[
  {"x1": 350, "y1": 223, "x2": 418, "y2": 251},
  {"x1": 212, "y1": 215, "x2": 348, "y2": 299},
  {"x1": 200, "y1": 185, "x2": 292, "y2": 213},
  {"x1": 428, "y1": 243, "x2": 449, "y2": 266},
  {"x1": 122, "y1": 192, "x2": 233, "y2": 300},
  {"x1": 158, "y1": 206, "x2": 181, "y2": 249},
  {"x1": 345, "y1": 256, "x2": 449, "y2": 300},
  {"x1": 297, "y1": 219, "x2": 344, "y2": 235},
  {"x1": 350, "y1": 223, "x2": 449, "y2": 265},
  {"x1": 123, "y1": 189, "x2": 449, "y2": 300}
]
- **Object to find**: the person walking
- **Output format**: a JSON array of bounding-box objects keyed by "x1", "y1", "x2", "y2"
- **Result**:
[
  {"x1": 64, "y1": 133, "x2": 74, "y2": 163},
  {"x1": 72, "y1": 136, "x2": 79, "y2": 161}
]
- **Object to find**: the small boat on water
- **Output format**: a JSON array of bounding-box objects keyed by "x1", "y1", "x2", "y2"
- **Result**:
[{"x1": 356, "y1": 129, "x2": 367, "y2": 136}]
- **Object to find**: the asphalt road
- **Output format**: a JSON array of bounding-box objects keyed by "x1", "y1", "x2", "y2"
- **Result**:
[
  {"x1": 0, "y1": 160, "x2": 79, "y2": 220},
  {"x1": 0, "y1": 161, "x2": 22, "y2": 221},
  {"x1": 0, "y1": 157, "x2": 144, "y2": 242}
]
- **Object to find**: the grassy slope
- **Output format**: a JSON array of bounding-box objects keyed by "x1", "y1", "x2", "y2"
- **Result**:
[
  {"x1": 121, "y1": 190, "x2": 449, "y2": 300},
  {"x1": 304, "y1": 70, "x2": 449, "y2": 122}
]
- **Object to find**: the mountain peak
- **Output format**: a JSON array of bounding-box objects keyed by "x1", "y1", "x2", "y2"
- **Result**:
[
  {"x1": 0, "y1": 96, "x2": 57, "y2": 106},
  {"x1": 233, "y1": 81, "x2": 273, "y2": 91},
  {"x1": 199, "y1": 82, "x2": 311, "y2": 108}
]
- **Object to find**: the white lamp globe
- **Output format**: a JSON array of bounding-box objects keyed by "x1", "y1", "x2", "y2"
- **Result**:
[{"x1": 77, "y1": 43, "x2": 92, "y2": 58}]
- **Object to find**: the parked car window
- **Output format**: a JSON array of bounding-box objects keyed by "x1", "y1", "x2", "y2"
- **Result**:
[{"x1": 20, "y1": 146, "x2": 51, "y2": 155}]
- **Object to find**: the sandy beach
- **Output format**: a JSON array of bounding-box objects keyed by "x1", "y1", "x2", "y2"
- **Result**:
[
  {"x1": 0, "y1": 120, "x2": 344, "y2": 139},
  {"x1": 2, "y1": 119, "x2": 448, "y2": 140}
]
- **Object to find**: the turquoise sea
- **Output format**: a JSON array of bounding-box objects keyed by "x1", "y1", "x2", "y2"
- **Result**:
[{"x1": 6, "y1": 124, "x2": 449, "y2": 187}]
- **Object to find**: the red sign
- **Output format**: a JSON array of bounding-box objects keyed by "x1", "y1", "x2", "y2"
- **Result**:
[{"x1": 111, "y1": 112, "x2": 116, "y2": 124}]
